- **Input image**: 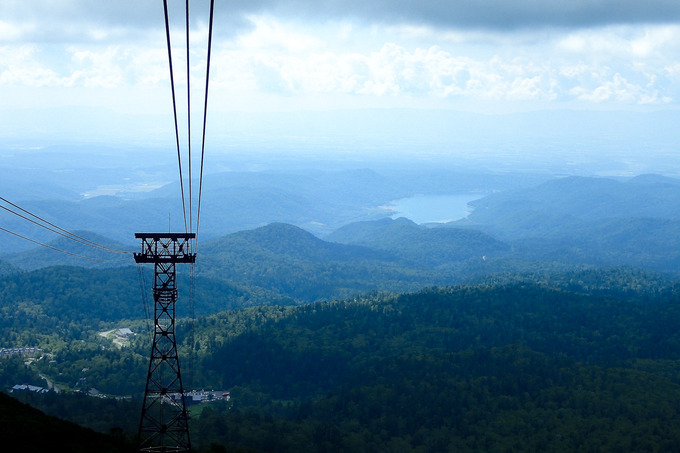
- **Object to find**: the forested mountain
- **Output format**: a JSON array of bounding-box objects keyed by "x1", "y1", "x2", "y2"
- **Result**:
[
  {"x1": 198, "y1": 222, "x2": 458, "y2": 301},
  {"x1": 7, "y1": 268, "x2": 680, "y2": 451},
  {"x1": 469, "y1": 174, "x2": 680, "y2": 225},
  {"x1": 1, "y1": 231, "x2": 134, "y2": 270},
  {"x1": 192, "y1": 268, "x2": 680, "y2": 398},
  {"x1": 7, "y1": 172, "x2": 680, "y2": 450},
  {"x1": 429, "y1": 174, "x2": 680, "y2": 272},
  {"x1": 1, "y1": 166, "x2": 539, "y2": 253},
  {"x1": 0, "y1": 260, "x2": 19, "y2": 276},
  {"x1": 0, "y1": 265, "x2": 293, "y2": 343},
  {"x1": 169, "y1": 271, "x2": 680, "y2": 451},
  {"x1": 325, "y1": 216, "x2": 509, "y2": 266},
  {"x1": 0, "y1": 223, "x2": 498, "y2": 324},
  {"x1": 466, "y1": 174, "x2": 680, "y2": 236},
  {"x1": 6, "y1": 173, "x2": 680, "y2": 276},
  {"x1": 3, "y1": 210, "x2": 680, "y2": 308}
]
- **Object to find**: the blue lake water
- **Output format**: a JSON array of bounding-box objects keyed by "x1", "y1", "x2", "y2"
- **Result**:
[{"x1": 389, "y1": 194, "x2": 483, "y2": 224}]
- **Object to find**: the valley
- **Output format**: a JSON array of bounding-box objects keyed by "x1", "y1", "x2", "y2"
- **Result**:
[
  {"x1": 3, "y1": 169, "x2": 680, "y2": 451},
  {"x1": 5, "y1": 2, "x2": 680, "y2": 450}
]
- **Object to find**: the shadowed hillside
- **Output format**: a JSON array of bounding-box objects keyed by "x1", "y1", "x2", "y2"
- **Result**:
[{"x1": 0, "y1": 391, "x2": 135, "y2": 452}]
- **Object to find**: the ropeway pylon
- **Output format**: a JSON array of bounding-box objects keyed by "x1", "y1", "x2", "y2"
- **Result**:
[{"x1": 134, "y1": 233, "x2": 196, "y2": 453}]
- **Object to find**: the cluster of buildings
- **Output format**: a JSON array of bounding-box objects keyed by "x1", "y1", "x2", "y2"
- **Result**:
[
  {"x1": 10, "y1": 384, "x2": 49, "y2": 394},
  {"x1": 171, "y1": 389, "x2": 231, "y2": 405},
  {"x1": 0, "y1": 347, "x2": 42, "y2": 358},
  {"x1": 4, "y1": 340, "x2": 232, "y2": 407}
]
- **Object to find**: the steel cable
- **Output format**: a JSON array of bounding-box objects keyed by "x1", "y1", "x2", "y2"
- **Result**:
[
  {"x1": 185, "y1": 0, "x2": 193, "y2": 236},
  {"x1": 163, "y1": 0, "x2": 189, "y2": 234},
  {"x1": 0, "y1": 226, "x2": 128, "y2": 263},
  {"x1": 1, "y1": 197, "x2": 131, "y2": 255},
  {"x1": 195, "y1": 0, "x2": 215, "y2": 248}
]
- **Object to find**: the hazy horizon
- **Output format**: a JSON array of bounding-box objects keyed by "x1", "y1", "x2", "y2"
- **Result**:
[{"x1": 3, "y1": 1, "x2": 680, "y2": 168}]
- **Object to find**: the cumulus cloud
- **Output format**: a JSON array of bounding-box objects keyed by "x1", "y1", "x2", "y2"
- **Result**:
[
  {"x1": 3, "y1": 1, "x2": 680, "y2": 116},
  {"x1": 202, "y1": 19, "x2": 673, "y2": 107},
  {"x1": 0, "y1": 45, "x2": 61, "y2": 86},
  {"x1": 3, "y1": 23, "x2": 676, "y2": 108}
]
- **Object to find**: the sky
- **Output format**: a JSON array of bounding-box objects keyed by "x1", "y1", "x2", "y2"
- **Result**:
[{"x1": 2, "y1": 0, "x2": 680, "y2": 162}]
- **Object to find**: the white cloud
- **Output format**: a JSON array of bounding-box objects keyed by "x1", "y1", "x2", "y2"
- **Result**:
[
  {"x1": 67, "y1": 47, "x2": 123, "y2": 88},
  {"x1": 238, "y1": 16, "x2": 325, "y2": 54},
  {"x1": 0, "y1": 20, "x2": 31, "y2": 41},
  {"x1": 203, "y1": 20, "x2": 680, "y2": 109},
  {"x1": 568, "y1": 72, "x2": 658, "y2": 103},
  {"x1": 0, "y1": 45, "x2": 62, "y2": 87},
  {"x1": 3, "y1": 11, "x2": 680, "y2": 122}
]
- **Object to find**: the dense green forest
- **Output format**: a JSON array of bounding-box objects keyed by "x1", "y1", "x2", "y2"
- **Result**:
[
  {"x1": 0, "y1": 222, "x2": 516, "y2": 310},
  {"x1": 5, "y1": 268, "x2": 680, "y2": 451}
]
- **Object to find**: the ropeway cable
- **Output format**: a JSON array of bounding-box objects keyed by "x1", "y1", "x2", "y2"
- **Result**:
[
  {"x1": 161, "y1": 0, "x2": 213, "y2": 246},
  {"x1": 0, "y1": 197, "x2": 130, "y2": 255},
  {"x1": 186, "y1": 0, "x2": 193, "y2": 238},
  {"x1": 195, "y1": 0, "x2": 215, "y2": 248},
  {"x1": 137, "y1": 264, "x2": 153, "y2": 341},
  {"x1": 0, "y1": 226, "x2": 128, "y2": 263},
  {"x1": 163, "y1": 0, "x2": 189, "y2": 234}
]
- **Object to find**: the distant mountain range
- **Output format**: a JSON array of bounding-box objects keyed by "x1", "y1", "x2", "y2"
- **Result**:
[
  {"x1": 0, "y1": 166, "x2": 542, "y2": 253},
  {"x1": 467, "y1": 174, "x2": 680, "y2": 232},
  {"x1": 0, "y1": 221, "x2": 508, "y2": 308},
  {"x1": 6, "y1": 167, "x2": 680, "y2": 451},
  {"x1": 459, "y1": 174, "x2": 680, "y2": 271},
  {"x1": 3, "y1": 173, "x2": 680, "y2": 302},
  {"x1": 0, "y1": 231, "x2": 134, "y2": 271},
  {"x1": 326, "y1": 216, "x2": 508, "y2": 267}
]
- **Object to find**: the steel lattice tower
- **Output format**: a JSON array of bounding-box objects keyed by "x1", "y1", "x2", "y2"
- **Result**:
[{"x1": 134, "y1": 233, "x2": 196, "y2": 453}]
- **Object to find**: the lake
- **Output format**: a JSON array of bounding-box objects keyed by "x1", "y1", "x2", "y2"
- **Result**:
[{"x1": 389, "y1": 194, "x2": 483, "y2": 224}]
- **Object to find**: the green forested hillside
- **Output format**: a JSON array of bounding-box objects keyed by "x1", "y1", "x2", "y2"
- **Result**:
[
  {"x1": 193, "y1": 270, "x2": 680, "y2": 394},
  {"x1": 1, "y1": 222, "x2": 494, "y2": 305},
  {"x1": 7, "y1": 269, "x2": 680, "y2": 451},
  {"x1": 0, "y1": 259, "x2": 19, "y2": 276},
  {"x1": 0, "y1": 264, "x2": 293, "y2": 395},
  {"x1": 0, "y1": 265, "x2": 291, "y2": 330},
  {"x1": 468, "y1": 175, "x2": 680, "y2": 226},
  {"x1": 185, "y1": 274, "x2": 680, "y2": 451},
  {"x1": 159, "y1": 271, "x2": 680, "y2": 450},
  {"x1": 326, "y1": 216, "x2": 509, "y2": 266},
  {"x1": 198, "y1": 222, "x2": 453, "y2": 301},
  {"x1": 1, "y1": 231, "x2": 135, "y2": 270}
]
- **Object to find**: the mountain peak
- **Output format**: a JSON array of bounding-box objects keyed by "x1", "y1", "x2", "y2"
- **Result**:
[{"x1": 628, "y1": 174, "x2": 680, "y2": 186}]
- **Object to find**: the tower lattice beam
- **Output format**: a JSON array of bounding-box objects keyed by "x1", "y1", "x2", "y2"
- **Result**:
[{"x1": 135, "y1": 233, "x2": 196, "y2": 453}]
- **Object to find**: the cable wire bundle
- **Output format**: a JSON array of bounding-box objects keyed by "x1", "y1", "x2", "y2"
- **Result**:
[
  {"x1": 163, "y1": 0, "x2": 215, "y2": 249},
  {"x1": 0, "y1": 196, "x2": 130, "y2": 262}
]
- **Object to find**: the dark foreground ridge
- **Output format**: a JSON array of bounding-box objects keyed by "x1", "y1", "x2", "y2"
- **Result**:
[{"x1": 0, "y1": 391, "x2": 135, "y2": 452}]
